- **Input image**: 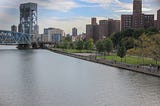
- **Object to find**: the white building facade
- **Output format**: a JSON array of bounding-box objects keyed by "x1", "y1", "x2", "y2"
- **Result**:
[{"x1": 44, "y1": 28, "x2": 65, "y2": 42}]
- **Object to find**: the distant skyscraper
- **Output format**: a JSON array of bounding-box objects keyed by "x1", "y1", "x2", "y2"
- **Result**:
[
  {"x1": 86, "y1": 18, "x2": 99, "y2": 42},
  {"x1": 86, "y1": 18, "x2": 120, "y2": 42},
  {"x1": 99, "y1": 20, "x2": 108, "y2": 39},
  {"x1": 121, "y1": 15, "x2": 133, "y2": 30},
  {"x1": 91, "y1": 17, "x2": 97, "y2": 25},
  {"x1": 72, "y1": 27, "x2": 78, "y2": 36},
  {"x1": 121, "y1": 0, "x2": 154, "y2": 30},
  {"x1": 18, "y1": 3, "x2": 39, "y2": 35},
  {"x1": 99, "y1": 19, "x2": 120, "y2": 38},
  {"x1": 11, "y1": 25, "x2": 17, "y2": 32},
  {"x1": 133, "y1": 0, "x2": 143, "y2": 29},
  {"x1": 143, "y1": 14, "x2": 154, "y2": 29},
  {"x1": 157, "y1": 9, "x2": 160, "y2": 30}
]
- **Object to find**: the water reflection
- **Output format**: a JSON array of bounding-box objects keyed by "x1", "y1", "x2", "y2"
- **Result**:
[{"x1": 18, "y1": 50, "x2": 39, "y2": 105}]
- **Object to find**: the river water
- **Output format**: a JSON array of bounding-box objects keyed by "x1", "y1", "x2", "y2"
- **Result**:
[{"x1": 0, "y1": 46, "x2": 160, "y2": 106}]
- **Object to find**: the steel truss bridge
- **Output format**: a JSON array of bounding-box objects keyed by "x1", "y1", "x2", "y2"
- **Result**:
[{"x1": 0, "y1": 30, "x2": 31, "y2": 45}]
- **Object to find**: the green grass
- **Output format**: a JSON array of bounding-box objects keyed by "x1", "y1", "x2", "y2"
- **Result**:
[
  {"x1": 63, "y1": 49, "x2": 94, "y2": 53},
  {"x1": 52, "y1": 48, "x2": 160, "y2": 65},
  {"x1": 97, "y1": 54, "x2": 160, "y2": 65}
]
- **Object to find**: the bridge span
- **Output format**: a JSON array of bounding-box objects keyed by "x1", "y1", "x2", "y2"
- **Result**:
[{"x1": 0, "y1": 30, "x2": 55, "y2": 49}]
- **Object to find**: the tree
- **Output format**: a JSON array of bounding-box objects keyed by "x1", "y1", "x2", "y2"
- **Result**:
[
  {"x1": 85, "y1": 38, "x2": 94, "y2": 50},
  {"x1": 145, "y1": 27, "x2": 159, "y2": 35},
  {"x1": 103, "y1": 38, "x2": 113, "y2": 55},
  {"x1": 75, "y1": 40, "x2": 84, "y2": 50},
  {"x1": 151, "y1": 34, "x2": 160, "y2": 64},
  {"x1": 121, "y1": 37, "x2": 135, "y2": 50},
  {"x1": 96, "y1": 40, "x2": 105, "y2": 53},
  {"x1": 133, "y1": 28, "x2": 145, "y2": 39},
  {"x1": 111, "y1": 32, "x2": 121, "y2": 49},
  {"x1": 117, "y1": 46, "x2": 127, "y2": 62},
  {"x1": 121, "y1": 29, "x2": 134, "y2": 37}
]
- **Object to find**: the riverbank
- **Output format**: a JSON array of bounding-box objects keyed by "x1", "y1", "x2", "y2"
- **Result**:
[{"x1": 47, "y1": 48, "x2": 160, "y2": 77}]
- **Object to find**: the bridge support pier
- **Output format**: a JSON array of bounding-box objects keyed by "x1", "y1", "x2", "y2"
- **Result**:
[
  {"x1": 31, "y1": 43, "x2": 39, "y2": 49},
  {"x1": 39, "y1": 43, "x2": 46, "y2": 49},
  {"x1": 31, "y1": 42, "x2": 47, "y2": 49},
  {"x1": 17, "y1": 44, "x2": 31, "y2": 49}
]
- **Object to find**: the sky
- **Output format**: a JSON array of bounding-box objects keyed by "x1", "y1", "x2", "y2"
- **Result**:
[{"x1": 0, "y1": 0, "x2": 159, "y2": 34}]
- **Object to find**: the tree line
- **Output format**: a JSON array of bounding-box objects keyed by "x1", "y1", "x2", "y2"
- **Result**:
[{"x1": 55, "y1": 27, "x2": 160, "y2": 62}]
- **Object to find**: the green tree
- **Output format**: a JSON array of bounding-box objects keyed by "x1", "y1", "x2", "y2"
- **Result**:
[
  {"x1": 133, "y1": 28, "x2": 145, "y2": 39},
  {"x1": 111, "y1": 32, "x2": 121, "y2": 49},
  {"x1": 104, "y1": 38, "x2": 113, "y2": 55},
  {"x1": 151, "y1": 34, "x2": 160, "y2": 64},
  {"x1": 145, "y1": 27, "x2": 159, "y2": 35},
  {"x1": 121, "y1": 29, "x2": 134, "y2": 37},
  {"x1": 85, "y1": 38, "x2": 94, "y2": 50},
  {"x1": 64, "y1": 36, "x2": 72, "y2": 42},
  {"x1": 96, "y1": 40, "x2": 105, "y2": 53},
  {"x1": 117, "y1": 46, "x2": 127, "y2": 62},
  {"x1": 121, "y1": 37, "x2": 135, "y2": 50},
  {"x1": 75, "y1": 40, "x2": 84, "y2": 50}
]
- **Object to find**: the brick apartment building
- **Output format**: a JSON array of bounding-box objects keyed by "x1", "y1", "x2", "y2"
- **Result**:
[
  {"x1": 121, "y1": 0, "x2": 155, "y2": 30},
  {"x1": 86, "y1": 18, "x2": 120, "y2": 42}
]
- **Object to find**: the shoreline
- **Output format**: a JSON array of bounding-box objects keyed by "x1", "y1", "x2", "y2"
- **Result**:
[{"x1": 47, "y1": 48, "x2": 160, "y2": 77}]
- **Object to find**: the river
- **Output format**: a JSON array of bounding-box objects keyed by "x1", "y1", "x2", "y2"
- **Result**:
[{"x1": 0, "y1": 46, "x2": 160, "y2": 106}]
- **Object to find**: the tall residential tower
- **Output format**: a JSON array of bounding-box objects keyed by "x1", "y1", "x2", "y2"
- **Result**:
[
  {"x1": 18, "y1": 3, "x2": 39, "y2": 35},
  {"x1": 133, "y1": 0, "x2": 143, "y2": 29},
  {"x1": 121, "y1": 0, "x2": 154, "y2": 30},
  {"x1": 157, "y1": 9, "x2": 160, "y2": 30}
]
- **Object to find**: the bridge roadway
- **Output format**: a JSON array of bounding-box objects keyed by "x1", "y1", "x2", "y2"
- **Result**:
[{"x1": 0, "y1": 30, "x2": 55, "y2": 49}]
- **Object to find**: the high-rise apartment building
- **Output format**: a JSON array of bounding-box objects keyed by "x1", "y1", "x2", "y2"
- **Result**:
[
  {"x1": 99, "y1": 19, "x2": 120, "y2": 38},
  {"x1": 11, "y1": 25, "x2": 17, "y2": 32},
  {"x1": 91, "y1": 17, "x2": 97, "y2": 25},
  {"x1": 121, "y1": 15, "x2": 133, "y2": 30},
  {"x1": 86, "y1": 18, "x2": 99, "y2": 42},
  {"x1": 143, "y1": 14, "x2": 154, "y2": 29},
  {"x1": 18, "y1": 3, "x2": 39, "y2": 35},
  {"x1": 133, "y1": 0, "x2": 143, "y2": 29},
  {"x1": 157, "y1": 9, "x2": 160, "y2": 30},
  {"x1": 99, "y1": 20, "x2": 108, "y2": 39},
  {"x1": 86, "y1": 18, "x2": 120, "y2": 42},
  {"x1": 121, "y1": 0, "x2": 154, "y2": 30},
  {"x1": 72, "y1": 27, "x2": 78, "y2": 36}
]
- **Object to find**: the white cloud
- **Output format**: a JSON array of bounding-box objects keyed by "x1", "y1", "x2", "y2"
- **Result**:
[
  {"x1": 37, "y1": 0, "x2": 78, "y2": 12},
  {"x1": 39, "y1": 16, "x2": 110, "y2": 34},
  {"x1": 80, "y1": 0, "x2": 159, "y2": 14},
  {"x1": 0, "y1": 11, "x2": 18, "y2": 31},
  {"x1": 39, "y1": 16, "x2": 90, "y2": 34},
  {"x1": 0, "y1": 0, "x2": 159, "y2": 34},
  {"x1": 0, "y1": 0, "x2": 78, "y2": 12}
]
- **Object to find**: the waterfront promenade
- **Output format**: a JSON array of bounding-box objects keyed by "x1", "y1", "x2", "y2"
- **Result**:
[{"x1": 48, "y1": 48, "x2": 160, "y2": 77}]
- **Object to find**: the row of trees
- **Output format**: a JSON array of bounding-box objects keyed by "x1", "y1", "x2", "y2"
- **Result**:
[
  {"x1": 55, "y1": 27, "x2": 159, "y2": 63},
  {"x1": 111, "y1": 27, "x2": 159, "y2": 50},
  {"x1": 96, "y1": 38, "x2": 127, "y2": 61},
  {"x1": 127, "y1": 34, "x2": 160, "y2": 63},
  {"x1": 56, "y1": 37, "x2": 94, "y2": 50}
]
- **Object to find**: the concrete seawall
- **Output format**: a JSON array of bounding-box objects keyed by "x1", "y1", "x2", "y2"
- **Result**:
[{"x1": 48, "y1": 48, "x2": 160, "y2": 77}]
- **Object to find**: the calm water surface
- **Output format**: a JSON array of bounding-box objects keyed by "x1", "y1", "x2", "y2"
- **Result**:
[{"x1": 0, "y1": 46, "x2": 160, "y2": 106}]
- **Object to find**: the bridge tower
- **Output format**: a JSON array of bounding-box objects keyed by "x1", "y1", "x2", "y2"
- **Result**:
[{"x1": 18, "y1": 2, "x2": 39, "y2": 49}]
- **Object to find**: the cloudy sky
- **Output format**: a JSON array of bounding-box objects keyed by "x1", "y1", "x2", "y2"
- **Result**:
[{"x1": 0, "y1": 0, "x2": 159, "y2": 34}]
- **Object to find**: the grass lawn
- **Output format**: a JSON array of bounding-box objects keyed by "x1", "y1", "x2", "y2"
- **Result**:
[
  {"x1": 52, "y1": 48, "x2": 160, "y2": 65},
  {"x1": 97, "y1": 54, "x2": 160, "y2": 65}
]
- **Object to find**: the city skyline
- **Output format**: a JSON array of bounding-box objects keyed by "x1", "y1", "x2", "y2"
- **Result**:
[{"x1": 0, "y1": 0, "x2": 159, "y2": 34}]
